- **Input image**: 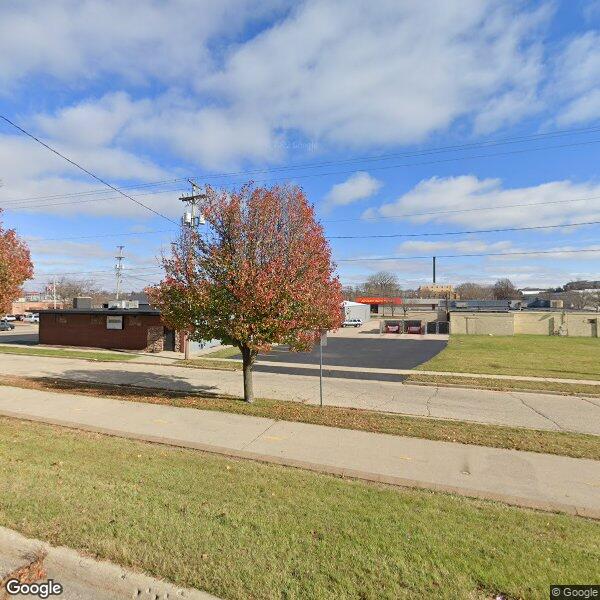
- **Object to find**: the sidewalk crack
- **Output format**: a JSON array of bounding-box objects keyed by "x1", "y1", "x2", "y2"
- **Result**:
[
  {"x1": 240, "y1": 420, "x2": 279, "y2": 450},
  {"x1": 508, "y1": 392, "x2": 563, "y2": 430},
  {"x1": 425, "y1": 387, "x2": 439, "y2": 418},
  {"x1": 578, "y1": 396, "x2": 600, "y2": 409}
]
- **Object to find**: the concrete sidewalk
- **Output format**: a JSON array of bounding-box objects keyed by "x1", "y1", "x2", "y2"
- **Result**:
[
  {"x1": 0, "y1": 385, "x2": 598, "y2": 518},
  {"x1": 1, "y1": 353, "x2": 600, "y2": 435},
  {"x1": 0, "y1": 526, "x2": 217, "y2": 600}
]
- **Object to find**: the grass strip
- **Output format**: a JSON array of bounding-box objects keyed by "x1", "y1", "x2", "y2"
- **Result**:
[
  {"x1": 178, "y1": 357, "x2": 241, "y2": 370},
  {"x1": 2, "y1": 376, "x2": 598, "y2": 460},
  {"x1": 200, "y1": 346, "x2": 241, "y2": 359},
  {"x1": 405, "y1": 373, "x2": 600, "y2": 397},
  {"x1": 0, "y1": 346, "x2": 136, "y2": 362},
  {"x1": 418, "y1": 334, "x2": 600, "y2": 380},
  {"x1": 0, "y1": 416, "x2": 598, "y2": 600}
]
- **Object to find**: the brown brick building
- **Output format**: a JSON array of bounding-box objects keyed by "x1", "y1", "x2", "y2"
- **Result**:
[{"x1": 39, "y1": 308, "x2": 178, "y2": 352}]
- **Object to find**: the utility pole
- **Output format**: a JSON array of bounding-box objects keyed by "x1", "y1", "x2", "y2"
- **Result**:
[
  {"x1": 180, "y1": 179, "x2": 206, "y2": 229},
  {"x1": 52, "y1": 276, "x2": 57, "y2": 309},
  {"x1": 432, "y1": 256, "x2": 436, "y2": 284},
  {"x1": 115, "y1": 245, "x2": 124, "y2": 300},
  {"x1": 180, "y1": 180, "x2": 206, "y2": 359}
]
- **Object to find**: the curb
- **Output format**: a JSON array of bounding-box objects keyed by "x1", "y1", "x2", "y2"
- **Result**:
[{"x1": 0, "y1": 526, "x2": 218, "y2": 599}]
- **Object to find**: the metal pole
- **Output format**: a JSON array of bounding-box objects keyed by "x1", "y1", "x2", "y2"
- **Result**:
[
  {"x1": 432, "y1": 256, "x2": 436, "y2": 283},
  {"x1": 319, "y1": 340, "x2": 323, "y2": 407}
]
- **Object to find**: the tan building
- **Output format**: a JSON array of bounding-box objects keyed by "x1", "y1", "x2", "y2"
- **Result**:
[
  {"x1": 450, "y1": 310, "x2": 600, "y2": 337},
  {"x1": 10, "y1": 299, "x2": 64, "y2": 317},
  {"x1": 418, "y1": 284, "x2": 459, "y2": 299}
]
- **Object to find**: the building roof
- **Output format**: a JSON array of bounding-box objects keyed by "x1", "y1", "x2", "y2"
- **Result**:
[{"x1": 39, "y1": 307, "x2": 160, "y2": 316}]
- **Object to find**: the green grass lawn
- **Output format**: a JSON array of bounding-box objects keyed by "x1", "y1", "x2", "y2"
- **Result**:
[
  {"x1": 0, "y1": 346, "x2": 136, "y2": 362},
  {"x1": 201, "y1": 346, "x2": 241, "y2": 359},
  {"x1": 418, "y1": 334, "x2": 600, "y2": 380},
  {"x1": 3, "y1": 376, "x2": 599, "y2": 460},
  {"x1": 0, "y1": 417, "x2": 597, "y2": 600}
]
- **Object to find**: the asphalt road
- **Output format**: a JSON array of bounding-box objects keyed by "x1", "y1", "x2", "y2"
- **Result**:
[{"x1": 247, "y1": 337, "x2": 448, "y2": 370}]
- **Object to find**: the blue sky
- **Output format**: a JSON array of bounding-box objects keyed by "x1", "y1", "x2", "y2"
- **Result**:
[{"x1": 0, "y1": 0, "x2": 599, "y2": 294}]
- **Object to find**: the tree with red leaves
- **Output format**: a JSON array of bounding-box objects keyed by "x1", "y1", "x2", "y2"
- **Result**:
[
  {"x1": 149, "y1": 184, "x2": 342, "y2": 402},
  {"x1": 0, "y1": 210, "x2": 34, "y2": 313}
]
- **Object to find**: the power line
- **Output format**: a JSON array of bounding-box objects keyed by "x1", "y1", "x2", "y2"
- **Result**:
[
  {"x1": 336, "y1": 247, "x2": 600, "y2": 262},
  {"x1": 0, "y1": 185, "x2": 186, "y2": 210},
  {"x1": 323, "y1": 194, "x2": 600, "y2": 223},
  {"x1": 27, "y1": 228, "x2": 177, "y2": 242},
  {"x1": 25, "y1": 216, "x2": 600, "y2": 244},
  {"x1": 328, "y1": 219, "x2": 600, "y2": 240},
  {"x1": 0, "y1": 179, "x2": 186, "y2": 205},
  {"x1": 4, "y1": 122, "x2": 600, "y2": 205},
  {"x1": 39, "y1": 266, "x2": 163, "y2": 277},
  {"x1": 0, "y1": 123, "x2": 600, "y2": 210},
  {"x1": 0, "y1": 114, "x2": 178, "y2": 224}
]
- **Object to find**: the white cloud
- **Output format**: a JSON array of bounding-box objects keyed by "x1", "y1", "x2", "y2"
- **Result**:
[
  {"x1": 323, "y1": 172, "x2": 381, "y2": 210},
  {"x1": 0, "y1": 1, "x2": 556, "y2": 177},
  {"x1": 34, "y1": 92, "x2": 147, "y2": 148},
  {"x1": 396, "y1": 239, "x2": 513, "y2": 254},
  {"x1": 551, "y1": 31, "x2": 600, "y2": 125},
  {"x1": 0, "y1": 0, "x2": 280, "y2": 88},
  {"x1": 204, "y1": 0, "x2": 550, "y2": 147},
  {"x1": 372, "y1": 175, "x2": 600, "y2": 228}
]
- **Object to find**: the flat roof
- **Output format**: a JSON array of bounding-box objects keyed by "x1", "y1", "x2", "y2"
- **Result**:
[{"x1": 39, "y1": 308, "x2": 160, "y2": 316}]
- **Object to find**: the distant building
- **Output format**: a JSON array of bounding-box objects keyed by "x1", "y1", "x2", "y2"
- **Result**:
[
  {"x1": 417, "y1": 284, "x2": 459, "y2": 299},
  {"x1": 519, "y1": 288, "x2": 547, "y2": 297},
  {"x1": 11, "y1": 299, "x2": 63, "y2": 316}
]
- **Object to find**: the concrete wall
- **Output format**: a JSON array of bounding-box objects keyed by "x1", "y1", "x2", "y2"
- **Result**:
[
  {"x1": 450, "y1": 312, "x2": 515, "y2": 336},
  {"x1": 565, "y1": 312, "x2": 599, "y2": 337},
  {"x1": 450, "y1": 311, "x2": 600, "y2": 337},
  {"x1": 514, "y1": 312, "x2": 557, "y2": 335},
  {"x1": 39, "y1": 312, "x2": 166, "y2": 351}
]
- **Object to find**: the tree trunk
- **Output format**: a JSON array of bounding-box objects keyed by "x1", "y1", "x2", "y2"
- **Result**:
[{"x1": 241, "y1": 345, "x2": 255, "y2": 403}]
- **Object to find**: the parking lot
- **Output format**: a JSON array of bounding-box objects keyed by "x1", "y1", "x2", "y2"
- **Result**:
[
  {"x1": 245, "y1": 321, "x2": 448, "y2": 380},
  {"x1": 0, "y1": 323, "x2": 39, "y2": 345}
]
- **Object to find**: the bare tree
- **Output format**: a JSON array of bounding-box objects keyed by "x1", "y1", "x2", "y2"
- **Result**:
[
  {"x1": 455, "y1": 282, "x2": 494, "y2": 300},
  {"x1": 341, "y1": 285, "x2": 357, "y2": 301},
  {"x1": 364, "y1": 271, "x2": 400, "y2": 315},
  {"x1": 492, "y1": 278, "x2": 521, "y2": 300},
  {"x1": 581, "y1": 290, "x2": 600, "y2": 311},
  {"x1": 53, "y1": 276, "x2": 100, "y2": 303}
]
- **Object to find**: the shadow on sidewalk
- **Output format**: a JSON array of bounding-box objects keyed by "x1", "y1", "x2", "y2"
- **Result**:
[{"x1": 44, "y1": 368, "x2": 219, "y2": 396}]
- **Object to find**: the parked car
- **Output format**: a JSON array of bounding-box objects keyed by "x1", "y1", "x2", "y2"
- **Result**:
[
  {"x1": 24, "y1": 313, "x2": 39, "y2": 323},
  {"x1": 2, "y1": 315, "x2": 16, "y2": 322},
  {"x1": 342, "y1": 318, "x2": 363, "y2": 328},
  {"x1": 0, "y1": 319, "x2": 15, "y2": 331}
]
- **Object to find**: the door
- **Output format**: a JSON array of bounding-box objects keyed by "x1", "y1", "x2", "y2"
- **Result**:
[{"x1": 163, "y1": 329, "x2": 175, "y2": 351}]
